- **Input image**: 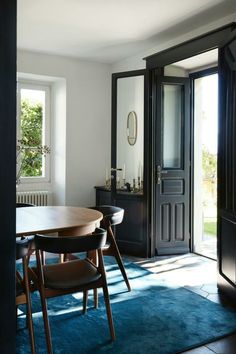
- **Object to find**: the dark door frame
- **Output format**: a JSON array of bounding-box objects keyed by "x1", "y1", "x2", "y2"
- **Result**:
[
  {"x1": 189, "y1": 67, "x2": 218, "y2": 259},
  {"x1": 111, "y1": 69, "x2": 150, "y2": 256},
  {"x1": 145, "y1": 23, "x2": 236, "y2": 68},
  {"x1": 0, "y1": 1, "x2": 17, "y2": 352},
  {"x1": 145, "y1": 22, "x2": 236, "y2": 257},
  {"x1": 217, "y1": 33, "x2": 236, "y2": 301},
  {"x1": 111, "y1": 69, "x2": 147, "y2": 201}
]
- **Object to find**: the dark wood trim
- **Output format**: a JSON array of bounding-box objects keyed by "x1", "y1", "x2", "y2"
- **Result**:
[
  {"x1": 145, "y1": 23, "x2": 236, "y2": 68},
  {"x1": 147, "y1": 68, "x2": 164, "y2": 257},
  {"x1": 111, "y1": 73, "x2": 117, "y2": 201},
  {"x1": 111, "y1": 69, "x2": 149, "y2": 257},
  {"x1": 112, "y1": 69, "x2": 146, "y2": 80},
  {"x1": 0, "y1": 1, "x2": 16, "y2": 352},
  {"x1": 143, "y1": 69, "x2": 150, "y2": 256},
  {"x1": 217, "y1": 213, "x2": 236, "y2": 300},
  {"x1": 111, "y1": 69, "x2": 146, "y2": 197},
  {"x1": 189, "y1": 66, "x2": 218, "y2": 80},
  {"x1": 216, "y1": 32, "x2": 236, "y2": 301}
]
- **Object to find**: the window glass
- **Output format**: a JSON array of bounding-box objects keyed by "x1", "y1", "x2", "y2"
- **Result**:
[
  {"x1": 163, "y1": 84, "x2": 183, "y2": 169},
  {"x1": 17, "y1": 83, "x2": 50, "y2": 183}
]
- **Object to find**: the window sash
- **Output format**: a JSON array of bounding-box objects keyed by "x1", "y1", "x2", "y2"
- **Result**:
[{"x1": 17, "y1": 81, "x2": 51, "y2": 184}]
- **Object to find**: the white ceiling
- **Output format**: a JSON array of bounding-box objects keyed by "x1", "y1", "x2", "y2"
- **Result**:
[
  {"x1": 17, "y1": 0, "x2": 236, "y2": 63},
  {"x1": 174, "y1": 49, "x2": 218, "y2": 71}
]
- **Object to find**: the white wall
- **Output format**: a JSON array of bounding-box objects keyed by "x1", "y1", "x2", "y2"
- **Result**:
[
  {"x1": 164, "y1": 65, "x2": 188, "y2": 77},
  {"x1": 17, "y1": 50, "x2": 111, "y2": 206},
  {"x1": 52, "y1": 78, "x2": 66, "y2": 205}
]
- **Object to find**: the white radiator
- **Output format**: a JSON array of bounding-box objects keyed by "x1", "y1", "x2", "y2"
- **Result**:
[{"x1": 16, "y1": 191, "x2": 52, "y2": 206}]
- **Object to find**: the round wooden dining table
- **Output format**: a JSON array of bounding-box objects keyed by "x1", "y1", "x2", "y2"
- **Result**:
[{"x1": 16, "y1": 206, "x2": 103, "y2": 237}]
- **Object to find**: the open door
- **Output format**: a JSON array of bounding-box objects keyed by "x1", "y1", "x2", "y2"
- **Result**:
[
  {"x1": 218, "y1": 30, "x2": 236, "y2": 299},
  {"x1": 154, "y1": 76, "x2": 190, "y2": 255}
]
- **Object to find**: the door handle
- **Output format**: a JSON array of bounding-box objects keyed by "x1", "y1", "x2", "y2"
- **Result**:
[{"x1": 156, "y1": 165, "x2": 167, "y2": 184}]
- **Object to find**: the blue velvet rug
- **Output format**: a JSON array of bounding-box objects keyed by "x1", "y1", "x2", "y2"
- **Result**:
[{"x1": 16, "y1": 258, "x2": 236, "y2": 354}]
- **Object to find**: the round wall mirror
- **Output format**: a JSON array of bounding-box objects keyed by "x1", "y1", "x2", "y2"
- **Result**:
[{"x1": 127, "y1": 111, "x2": 137, "y2": 145}]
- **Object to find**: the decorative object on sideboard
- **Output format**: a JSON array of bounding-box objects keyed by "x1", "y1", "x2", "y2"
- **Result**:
[{"x1": 104, "y1": 165, "x2": 143, "y2": 193}]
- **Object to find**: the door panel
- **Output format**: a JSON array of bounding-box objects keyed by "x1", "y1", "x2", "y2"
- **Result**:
[
  {"x1": 155, "y1": 76, "x2": 190, "y2": 255},
  {"x1": 220, "y1": 217, "x2": 236, "y2": 285},
  {"x1": 218, "y1": 31, "x2": 236, "y2": 299}
]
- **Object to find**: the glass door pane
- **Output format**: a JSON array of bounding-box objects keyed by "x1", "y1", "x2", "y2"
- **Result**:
[
  {"x1": 193, "y1": 73, "x2": 218, "y2": 260},
  {"x1": 162, "y1": 84, "x2": 183, "y2": 169},
  {"x1": 116, "y1": 75, "x2": 144, "y2": 194}
]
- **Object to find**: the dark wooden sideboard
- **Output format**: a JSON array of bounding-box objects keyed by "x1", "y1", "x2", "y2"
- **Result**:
[{"x1": 95, "y1": 186, "x2": 148, "y2": 257}]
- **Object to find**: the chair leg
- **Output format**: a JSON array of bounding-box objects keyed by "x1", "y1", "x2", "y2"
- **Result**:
[
  {"x1": 107, "y1": 226, "x2": 131, "y2": 292},
  {"x1": 23, "y1": 258, "x2": 36, "y2": 354},
  {"x1": 102, "y1": 285, "x2": 116, "y2": 341},
  {"x1": 113, "y1": 251, "x2": 131, "y2": 291},
  {"x1": 16, "y1": 306, "x2": 18, "y2": 331},
  {"x1": 87, "y1": 251, "x2": 99, "y2": 308},
  {"x1": 36, "y1": 250, "x2": 53, "y2": 354},
  {"x1": 93, "y1": 289, "x2": 98, "y2": 309},
  {"x1": 39, "y1": 290, "x2": 53, "y2": 354},
  {"x1": 97, "y1": 249, "x2": 115, "y2": 341},
  {"x1": 40, "y1": 250, "x2": 45, "y2": 265},
  {"x1": 25, "y1": 295, "x2": 36, "y2": 354},
  {"x1": 83, "y1": 291, "x2": 88, "y2": 314}
]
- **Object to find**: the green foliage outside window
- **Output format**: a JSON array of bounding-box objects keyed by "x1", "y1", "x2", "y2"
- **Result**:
[
  {"x1": 20, "y1": 99, "x2": 43, "y2": 177},
  {"x1": 17, "y1": 99, "x2": 50, "y2": 182},
  {"x1": 202, "y1": 145, "x2": 217, "y2": 180},
  {"x1": 202, "y1": 146, "x2": 217, "y2": 238}
]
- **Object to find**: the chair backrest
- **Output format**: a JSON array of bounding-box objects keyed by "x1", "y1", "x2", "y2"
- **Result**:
[
  {"x1": 34, "y1": 228, "x2": 107, "y2": 254},
  {"x1": 89, "y1": 205, "x2": 124, "y2": 226},
  {"x1": 16, "y1": 237, "x2": 32, "y2": 260},
  {"x1": 16, "y1": 202, "x2": 35, "y2": 208}
]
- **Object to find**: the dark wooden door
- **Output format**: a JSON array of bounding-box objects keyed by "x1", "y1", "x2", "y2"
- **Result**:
[
  {"x1": 0, "y1": 1, "x2": 17, "y2": 352},
  {"x1": 217, "y1": 30, "x2": 236, "y2": 300},
  {"x1": 154, "y1": 76, "x2": 190, "y2": 255}
]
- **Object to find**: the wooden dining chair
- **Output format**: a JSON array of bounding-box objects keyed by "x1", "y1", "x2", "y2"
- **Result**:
[
  {"x1": 16, "y1": 237, "x2": 36, "y2": 354},
  {"x1": 89, "y1": 205, "x2": 131, "y2": 292},
  {"x1": 33, "y1": 228, "x2": 115, "y2": 354},
  {"x1": 16, "y1": 202, "x2": 47, "y2": 265}
]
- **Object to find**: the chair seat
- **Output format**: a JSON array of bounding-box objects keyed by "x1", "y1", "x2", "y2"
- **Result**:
[
  {"x1": 89, "y1": 206, "x2": 124, "y2": 226},
  {"x1": 88, "y1": 205, "x2": 131, "y2": 292},
  {"x1": 43, "y1": 259, "x2": 101, "y2": 289}
]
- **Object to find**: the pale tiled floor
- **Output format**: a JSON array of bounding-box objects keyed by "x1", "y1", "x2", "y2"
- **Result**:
[
  {"x1": 194, "y1": 235, "x2": 217, "y2": 260},
  {"x1": 129, "y1": 253, "x2": 236, "y2": 354}
]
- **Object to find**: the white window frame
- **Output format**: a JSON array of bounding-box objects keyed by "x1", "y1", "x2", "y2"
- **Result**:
[{"x1": 17, "y1": 80, "x2": 51, "y2": 184}]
